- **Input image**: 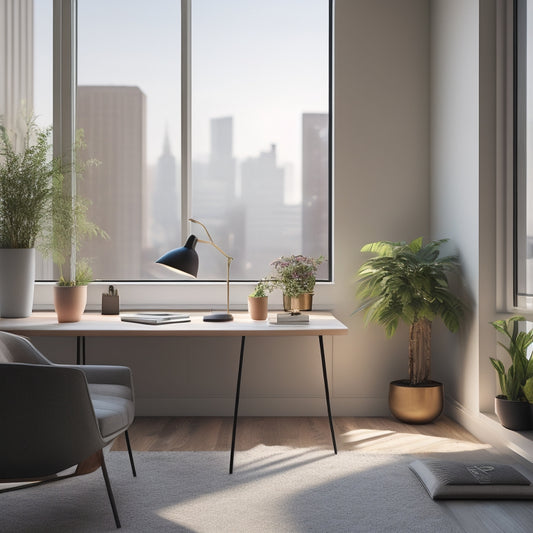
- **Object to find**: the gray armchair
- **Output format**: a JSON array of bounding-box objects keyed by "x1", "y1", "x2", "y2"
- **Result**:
[{"x1": 0, "y1": 331, "x2": 136, "y2": 528}]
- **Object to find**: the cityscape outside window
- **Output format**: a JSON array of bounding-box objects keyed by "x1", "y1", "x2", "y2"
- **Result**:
[{"x1": 10, "y1": 0, "x2": 331, "y2": 283}]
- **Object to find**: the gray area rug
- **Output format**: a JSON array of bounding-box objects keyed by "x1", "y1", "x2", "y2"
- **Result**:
[{"x1": 0, "y1": 446, "x2": 463, "y2": 532}]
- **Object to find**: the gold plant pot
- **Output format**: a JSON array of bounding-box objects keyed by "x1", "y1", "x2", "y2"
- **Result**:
[
  {"x1": 283, "y1": 293, "x2": 313, "y2": 312},
  {"x1": 388, "y1": 380, "x2": 443, "y2": 424}
]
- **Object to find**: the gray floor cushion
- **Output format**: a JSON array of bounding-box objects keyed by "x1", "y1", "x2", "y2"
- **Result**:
[{"x1": 409, "y1": 459, "x2": 533, "y2": 500}]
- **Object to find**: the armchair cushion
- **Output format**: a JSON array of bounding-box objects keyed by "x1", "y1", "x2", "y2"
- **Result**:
[{"x1": 89, "y1": 386, "x2": 135, "y2": 440}]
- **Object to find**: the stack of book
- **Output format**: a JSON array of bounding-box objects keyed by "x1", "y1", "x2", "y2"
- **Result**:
[{"x1": 269, "y1": 312, "x2": 310, "y2": 325}]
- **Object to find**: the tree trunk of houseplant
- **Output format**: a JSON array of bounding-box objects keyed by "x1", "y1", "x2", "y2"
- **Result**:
[
  {"x1": 409, "y1": 318, "x2": 432, "y2": 385},
  {"x1": 389, "y1": 317, "x2": 443, "y2": 424},
  {"x1": 0, "y1": 248, "x2": 35, "y2": 318}
]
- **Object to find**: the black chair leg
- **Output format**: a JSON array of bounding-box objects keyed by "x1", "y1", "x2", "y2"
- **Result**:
[
  {"x1": 101, "y1": 453, "x2": 121, "y2": 529},
  {"x1": 124, "y1": 430, "x2": 137, "y2": 477}
]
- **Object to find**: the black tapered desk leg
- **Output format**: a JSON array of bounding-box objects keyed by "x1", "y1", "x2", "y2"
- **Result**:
[
  {"x1": 229, "y1": 336, "x2": 246, "y2": 474},
  {"x1": 76, "y1": 336, "x2": 86, "y2": 365},
  {"x1": 319, "y1": 335, "x2": 337, "y2": 454}
]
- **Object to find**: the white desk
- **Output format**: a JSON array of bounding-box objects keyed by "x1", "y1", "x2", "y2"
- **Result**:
[{"x1": 0, "y1": 311, "x2": 348, "y2": 473}]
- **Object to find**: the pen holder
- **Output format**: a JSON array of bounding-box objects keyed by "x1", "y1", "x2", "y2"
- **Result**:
[{"x1": 102, "y1": 294, "x2": 120, "y2": 315}]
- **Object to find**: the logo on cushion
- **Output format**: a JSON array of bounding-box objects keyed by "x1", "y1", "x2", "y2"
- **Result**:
[{"x1": 466, "y1": 465, "x2": 495, "y2": 484}]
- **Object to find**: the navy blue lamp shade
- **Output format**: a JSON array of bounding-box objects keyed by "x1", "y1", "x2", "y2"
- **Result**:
[{"x1": 155, "y1": 235, "x2": 199, "y2": 278}]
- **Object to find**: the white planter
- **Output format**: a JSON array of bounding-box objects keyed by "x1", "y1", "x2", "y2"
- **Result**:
[{"x1": 0, "y1": 248, "x2": 35, "y2": 318}]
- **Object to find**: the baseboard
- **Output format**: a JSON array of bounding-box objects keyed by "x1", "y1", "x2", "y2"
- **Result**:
[{"x1": 445, "y1": 397, "x2": 533, "y2": 463}]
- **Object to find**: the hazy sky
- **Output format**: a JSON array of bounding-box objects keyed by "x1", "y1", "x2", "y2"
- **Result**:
[{"x1": 34, "y1": 0, "x2": 328, "y2": 186}]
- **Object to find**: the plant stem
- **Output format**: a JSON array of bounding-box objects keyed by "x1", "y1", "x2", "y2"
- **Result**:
[{"x1": 409, "y1": 318, "x2": 432, "y2": 384}]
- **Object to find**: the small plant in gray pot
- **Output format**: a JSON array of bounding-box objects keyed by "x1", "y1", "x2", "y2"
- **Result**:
[{"x1": 490, "y1": 316, "x2": 533, "y2": 430}]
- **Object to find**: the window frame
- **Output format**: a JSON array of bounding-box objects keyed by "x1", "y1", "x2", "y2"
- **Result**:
[{"x1": 34, "y1": 0, "x2": 334, "y2": 311}]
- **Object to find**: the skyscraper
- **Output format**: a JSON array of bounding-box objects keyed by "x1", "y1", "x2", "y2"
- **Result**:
[
  {"x1": 192, "y1": 116, "x2": 242, "y2": 278},
  {"x1": 77, "y1": 86, "x2": 146, "y2": 280},
  {"x1": 151, "y1": 129, "x2": 180, "y2": 254},
  {"x1": 241, "y1": 144, "x2": 301, "y2": 275}
]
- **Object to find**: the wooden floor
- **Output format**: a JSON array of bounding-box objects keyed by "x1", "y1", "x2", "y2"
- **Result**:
[
  {"x1": 113, "y1": 415, "x2": 491, "y2": 455},
  {"x1": 113, "y1": 416, "x2": 533, "y2": 532}
]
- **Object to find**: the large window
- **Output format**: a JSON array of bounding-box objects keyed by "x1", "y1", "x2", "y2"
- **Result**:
[
  {"x1": 515, "y1": 0, "x2": 533, "y2": 305},
  {"x1": 10, "y1": 0, "x2": 331, "y2": 285}
]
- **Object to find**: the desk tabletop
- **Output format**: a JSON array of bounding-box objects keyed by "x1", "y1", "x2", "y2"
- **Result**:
[{"x1": 0, "y1": 311, "x2": 348, "y2": 337}]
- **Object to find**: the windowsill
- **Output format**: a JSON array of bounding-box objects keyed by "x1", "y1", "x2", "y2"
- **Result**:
[
  {"x1": 479, "y1": 411, "x2": 533, "y2": 462},
  {"x1": 33, "y1": 281, "x2": 337, "y2": 312}
]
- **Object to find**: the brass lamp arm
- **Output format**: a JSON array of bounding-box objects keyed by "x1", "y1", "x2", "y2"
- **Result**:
[
  {"x1": 189, "y1": 218, "x2": 233, "y2": 317},
  {"x1": 190, "y1": 218, "x2": 234, "y2": 263}
]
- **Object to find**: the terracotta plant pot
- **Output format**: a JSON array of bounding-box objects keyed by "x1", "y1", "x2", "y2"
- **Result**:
[
  {"x1": 494, "y1": 396, "x2": 532, "y2": 431},
  {"x1": 282, "y1": 293, "x2": 313, "y2": 312},
  {"x1": 54, "y1": 285, "x2": 88, "y2": 323},
  {"x1": 248, "y1": 296, "x2": 268, "y2": 320},
  {"x1": 388, "y1": 380, "x2": 444, "y2": 424}
]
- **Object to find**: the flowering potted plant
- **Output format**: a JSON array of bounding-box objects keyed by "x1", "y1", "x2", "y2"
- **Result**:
[{"x1": 270, "y1": 254, "x2": 324, "y2": 311}]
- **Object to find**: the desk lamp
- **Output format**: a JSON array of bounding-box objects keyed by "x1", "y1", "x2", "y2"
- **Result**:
[{"x1": 156, "y1": 218, "x2": 234, "y2": 322}]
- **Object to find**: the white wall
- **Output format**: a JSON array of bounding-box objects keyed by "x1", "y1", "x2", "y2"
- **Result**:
[
  {"x1": 30, "y1": 0, "x2": 432, "y2": 417},
  {"x1": 430, "y1": 0, "x2": 498, "y2": 420}
]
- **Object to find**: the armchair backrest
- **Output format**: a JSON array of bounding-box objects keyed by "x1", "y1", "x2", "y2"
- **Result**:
[
  {"x1": 0, "y1": 363, "x2": 104, "y2": 479},
  {"x1": 0, "y1": 331, "x2": 52, "y2": 365}
]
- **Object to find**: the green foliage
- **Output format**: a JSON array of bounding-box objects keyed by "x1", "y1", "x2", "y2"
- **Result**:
[
  {"x1": 524, "y1": 377, "x2": 533, "y2": 404},
  {"x1": 249, "y1": 278, "x2": 275, "y2": 298},
  {"x1": 40, "y1": 131, "x2": 107, "y2": 285},
  {"x1": 270, "y1": 255, "x2": 325, "y2": 297},
  {"x1": 490, "y1": 316, "x2": 533, "y2": 402},
  {"x1": 355, "y1": 238, "x2": 464, "y2": 337},
  {"x1": 0, "y1": 116, "x2": 61, "y2": 248}
]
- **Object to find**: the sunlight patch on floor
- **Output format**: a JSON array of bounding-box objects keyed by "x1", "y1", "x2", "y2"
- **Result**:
[{"x1": 340, "y1": 428, "x2": 492, "y2": 453}]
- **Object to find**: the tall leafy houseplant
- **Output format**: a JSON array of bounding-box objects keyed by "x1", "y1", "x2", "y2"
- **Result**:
[
  {"x1": 355, "y1": 238, "x2": 464, "y2": 386},
  {"x1": 355, "y1": 237, "x2": 464, "y2": 424},
  {"x1": 0, "y1": 116, "x2": 61, "y2": 317}
]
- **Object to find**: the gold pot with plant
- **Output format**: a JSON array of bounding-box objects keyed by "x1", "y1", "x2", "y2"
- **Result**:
[
  {"x1": 270, "y1": 254, "x2": 324, "y2": 312},
  {"x1": 354, "y1": 237, "x2": 464, "y2": 424},
  {"x1": 42, "y1": 133, "x2": 107, "y2": 322},
  {"x1": 0, "y1": 115, "x2": 60, "y2": 317}
]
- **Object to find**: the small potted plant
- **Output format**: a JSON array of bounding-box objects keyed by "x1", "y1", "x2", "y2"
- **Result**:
[
  {"x1": 490, "y1": 316, "x2": 533, "y2": 430},
  {"x1": 0, "y1": 115, "x2": 60, "y2": 317},
  {"x1": 248, "y1": 279, "x2": 274, "y2": 320},
  {"x1": 42, "y1": 133, "x2": 107, "y2": 322},
  {"x1": 354, "y1": 237, "x2": 464, "y2": 423},
  {"x1": 270, "y1": 254, "x2": 324, "y2": 312}
]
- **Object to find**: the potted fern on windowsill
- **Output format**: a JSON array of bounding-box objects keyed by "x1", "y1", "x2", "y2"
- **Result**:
[
  {"x1": 0, "y1": 116, "x2": 60, "y2": 317},
  {"x1": 41, "y1": 133, "x2": 107, "y2": 322}
]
